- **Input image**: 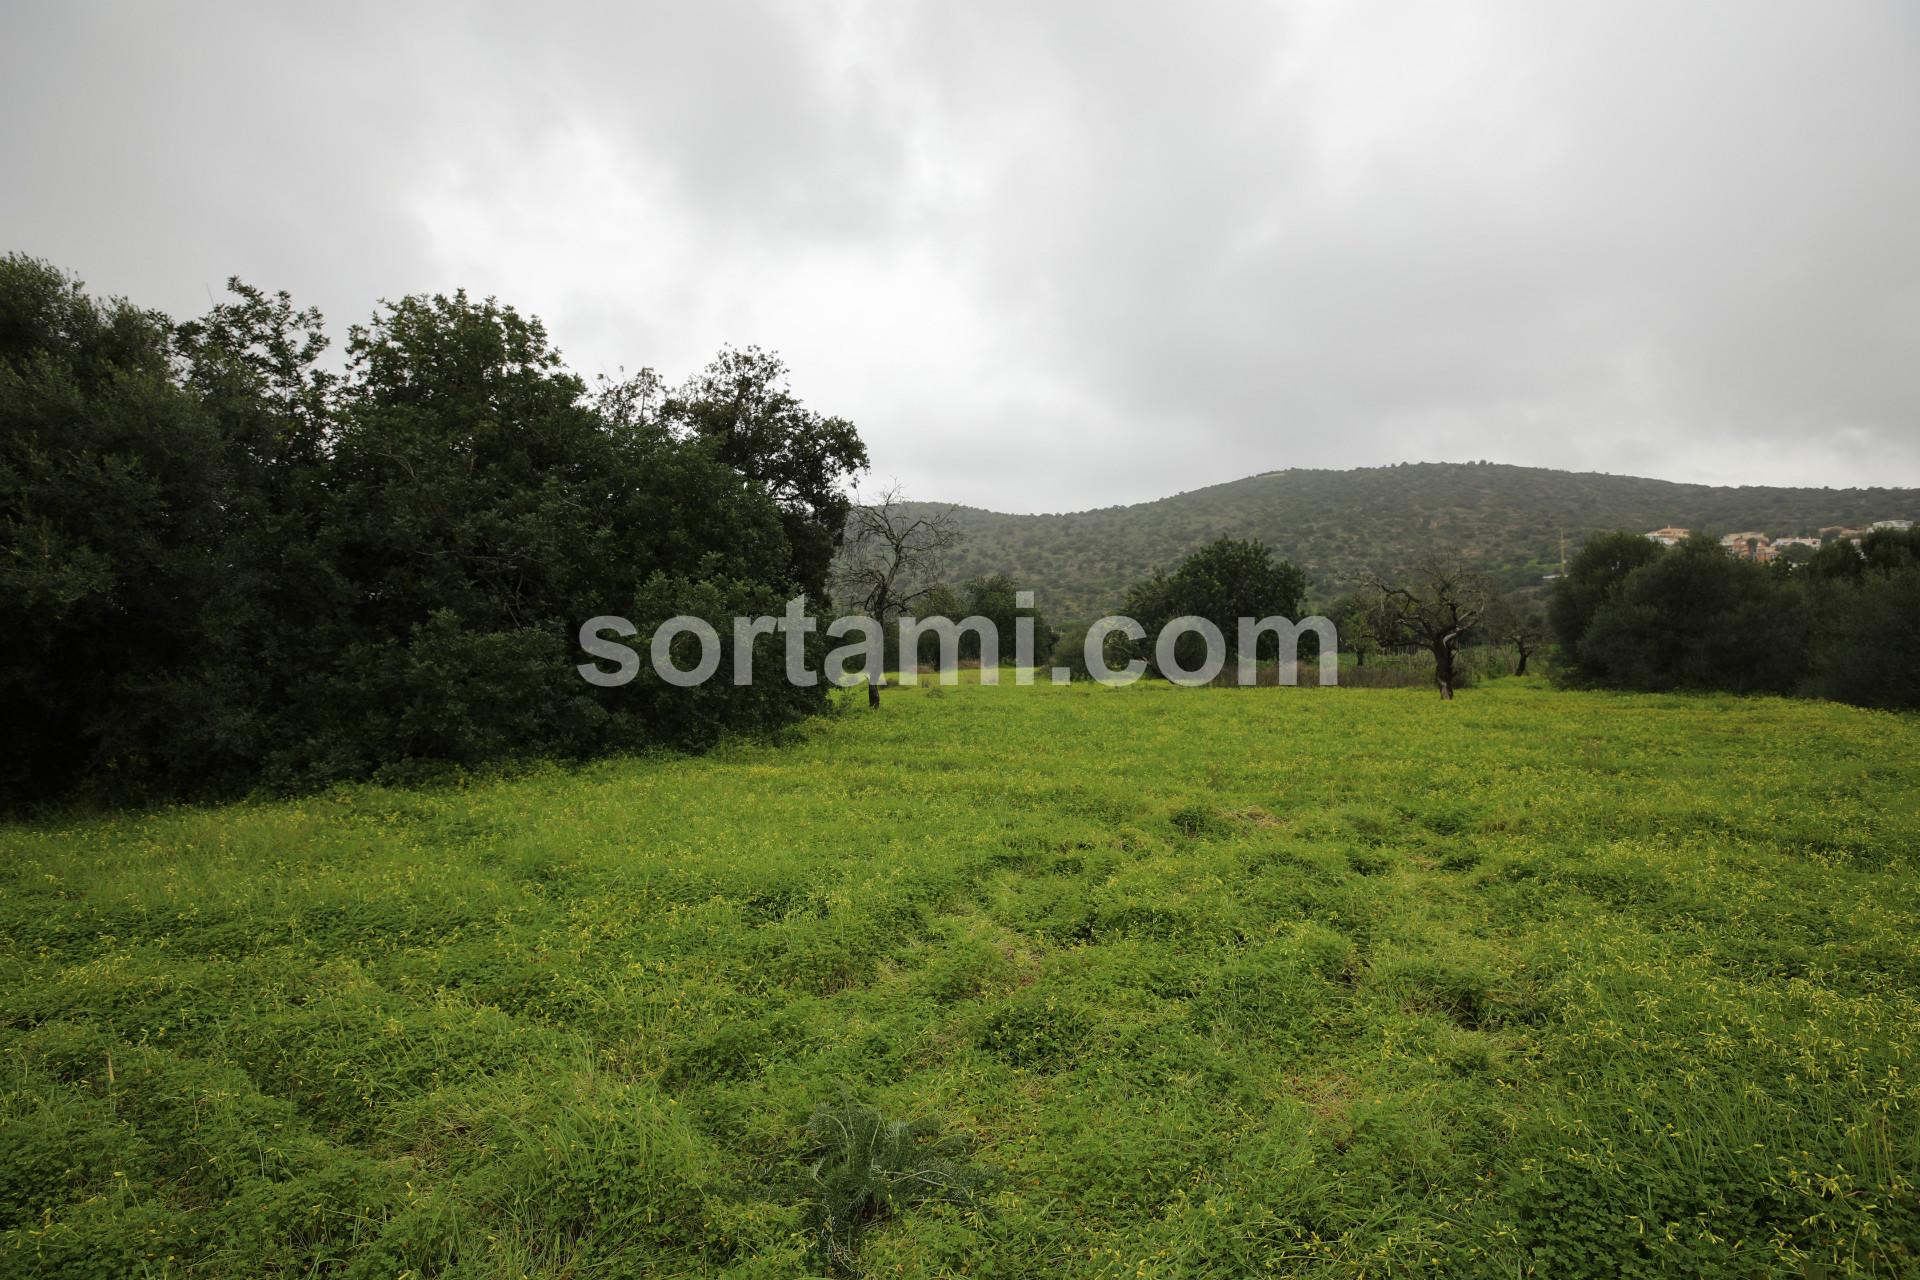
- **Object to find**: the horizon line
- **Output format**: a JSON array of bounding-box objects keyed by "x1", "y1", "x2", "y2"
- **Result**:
[{"x1": 900, "y1": 459, "x2": 1920, "y2": 520}]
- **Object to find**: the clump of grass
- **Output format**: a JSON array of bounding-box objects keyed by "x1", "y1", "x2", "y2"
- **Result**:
[
  {"x1": 1167, "y1": 802, "x2": 1226, "y2": 839},
  {"x1": 802, "y1": 1098, "x2": 993, "y2": 1273}
]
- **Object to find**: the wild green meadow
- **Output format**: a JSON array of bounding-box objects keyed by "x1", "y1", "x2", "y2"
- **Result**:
[{"x1": 4, "y1": 678, "x2": 1918, "y2": 1278}]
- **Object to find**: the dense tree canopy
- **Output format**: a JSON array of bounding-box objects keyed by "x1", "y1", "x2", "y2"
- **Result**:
[
  {"x1": 8, "y1": 252, "x2": 1913, "y2": 804},
  {"x1": 1, "y1": 256, "x2": 228, "y2": 796},
  {"x1": 1803, "y1": 528, "x2": 1920, "y2": 710},
  {"x1": 1120, "y1": 537, "x2": 1307, "y2": 678},
  {"x1": 1551, "y1": 527, "x2": 1920, "y2": 708},
  {"x1": 1571, "y1": 534, "x2": 1807, "y2": 695},
  {"x1": 0, "y1": 257, "x2": 866, "y2": 803},
  {"x1": 1546, "y1": 529, "x2": 1665, "y2": 658}
]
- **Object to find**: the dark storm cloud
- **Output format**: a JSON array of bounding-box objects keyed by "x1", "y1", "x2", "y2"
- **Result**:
[{"x1": 5, "y1": 1, "x2": 1917, "y2": 511}]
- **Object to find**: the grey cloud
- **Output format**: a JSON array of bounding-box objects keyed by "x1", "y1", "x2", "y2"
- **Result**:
[{"x1": 4, "y1": 1, "x2": 1916, "y2": 512}]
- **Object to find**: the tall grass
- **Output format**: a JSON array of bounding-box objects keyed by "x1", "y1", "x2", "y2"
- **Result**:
[
  {"x1": 1205, "y1": 643, "x2": 1522, "y2": 688},
  {"x1": 1337, "y1": 643, "x2": 1520, "y2": 688}
]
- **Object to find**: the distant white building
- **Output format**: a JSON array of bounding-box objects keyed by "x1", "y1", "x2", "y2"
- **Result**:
[
  {"x1": 1872, "y1": 519, "x2": 1914, "y2": 531},
  {"x1": 1644, "y1": 526, "x2": 1691, "y2": 546}
]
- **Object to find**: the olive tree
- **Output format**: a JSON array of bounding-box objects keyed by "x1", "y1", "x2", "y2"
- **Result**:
[
  {"x1": 833, "y1": 486, "x2": 961, "y2": 707},
  {"x1": 1367, "y1": 559, "x2": 1493, "y2": 699}
]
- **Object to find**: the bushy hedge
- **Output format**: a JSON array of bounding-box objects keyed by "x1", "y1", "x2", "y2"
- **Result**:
[{"x1": 0, "y1": 256, "x2": 866, "y2": 803}]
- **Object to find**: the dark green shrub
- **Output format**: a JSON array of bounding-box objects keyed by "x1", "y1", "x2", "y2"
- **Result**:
[
  {"x1": 1120, "y1": 537, "x2": 1307, "y2": 679},
  {"x1": 1548, "y1": 530, "x2": 1665, "y2": 658},
  {"x1": 1806, "y1": 565, "x2": 1920, "y2": 710}
]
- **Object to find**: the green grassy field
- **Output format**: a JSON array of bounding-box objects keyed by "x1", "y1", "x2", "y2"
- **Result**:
[{"x1": 4, "y1": 678, "x2": 1919, "y2": 1278}]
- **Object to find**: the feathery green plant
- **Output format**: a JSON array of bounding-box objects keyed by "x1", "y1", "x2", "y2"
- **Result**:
[{"x1": 802, "y1": 1098, "x2": 994, "y2": 1272}]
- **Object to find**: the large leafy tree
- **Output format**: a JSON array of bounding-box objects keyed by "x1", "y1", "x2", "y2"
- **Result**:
[
  {"x1": 284, "y1": 293, "x2": 807, "y2": 782},
  {"x1": 1802, "y1": 528, "x2": 1920, "y2": 709},
  {"x1": 162, "y1": 281, "x2": 344, "y2": 788},
  {"x1": 958, "y1": 572, "x2": 1055, "y2": 666},
  {"x1": 326, "y1": 291, "x2": 632, "y2": 635},
  {"x1": 1122, "y1": 537, "x2": 1307, "y2": 677},
  {"x1": 1575, "y1": 534, "x2": 1809, "y2": 694}
]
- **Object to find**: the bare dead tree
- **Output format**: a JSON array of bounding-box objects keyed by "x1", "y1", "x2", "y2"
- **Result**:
[
  {"x1": 833, "y1": 485, "x2": 961, "y2": 707},
  {"x1": 1367, "y1": 559, "x2": 1492, "y2": 699}
]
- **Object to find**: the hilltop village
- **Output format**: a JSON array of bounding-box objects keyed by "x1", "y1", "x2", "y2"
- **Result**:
[{"x1": 1644, "y1": 518, "x2": 1915, "y2": 563}]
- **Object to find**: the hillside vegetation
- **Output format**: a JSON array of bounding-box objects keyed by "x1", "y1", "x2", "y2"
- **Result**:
[
  {"x1": 915, "y1": 463, "x2": 1920, "y2": 619},
  {"x1": 5, "y1": 678, "x2": 1918, "y2": 1277}
]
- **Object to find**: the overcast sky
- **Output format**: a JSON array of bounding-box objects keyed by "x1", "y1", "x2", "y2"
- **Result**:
[{"x1": 5, "y1": 2, "x2": 1918, "y2": 512}]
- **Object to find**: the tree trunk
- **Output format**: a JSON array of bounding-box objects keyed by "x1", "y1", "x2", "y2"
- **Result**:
[
  {"x1": 1434, "y1": 643, "x2": 1455, "y2": 700},
  {"x1": 867, "y1": 674, "x2": 880, "y2": 709},
  {"x1": 1514, "y1": 646, "x2": 1529, "y2": 677}
]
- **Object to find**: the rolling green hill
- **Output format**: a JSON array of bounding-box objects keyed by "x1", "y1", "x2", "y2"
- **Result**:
[{"x1": 914, "y1": 462, "x2": 1920, "y2": 621}]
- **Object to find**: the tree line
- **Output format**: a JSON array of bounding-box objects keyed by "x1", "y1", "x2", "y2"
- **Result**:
[
  {"x1": 1100, "y1": 524, "x2": 1920, "y2": 713},
  {"x1": 8, "y1": 252, "x2": 1911, "y2": 804},
  {"x1": 1, "y1": 256, "x2": 867, "y2": 804}
]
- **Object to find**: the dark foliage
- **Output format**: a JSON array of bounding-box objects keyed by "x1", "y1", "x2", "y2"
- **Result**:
[
  {"x1": 0, "y1": 257, "x2": 865, "y2": 803},
  {"x1": 1552, "y1": 527, "x2": 1920, "y2": 708},
  {"x1": 1804, "y1": 529, "x2": 1920, "y2": 710},
  {"x1": 1120, "y1": 537, "x2": 1307, "y2": 677},
  {"x1": 1572, "y1": 535, "x2": 1809, "y2": 694},
  {"x1": 1547, "y1": 529, "x2": 1664, "y2": 658},
  {"x1": 666, "y1": 345, "x2": 869, "y2": 602}
]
